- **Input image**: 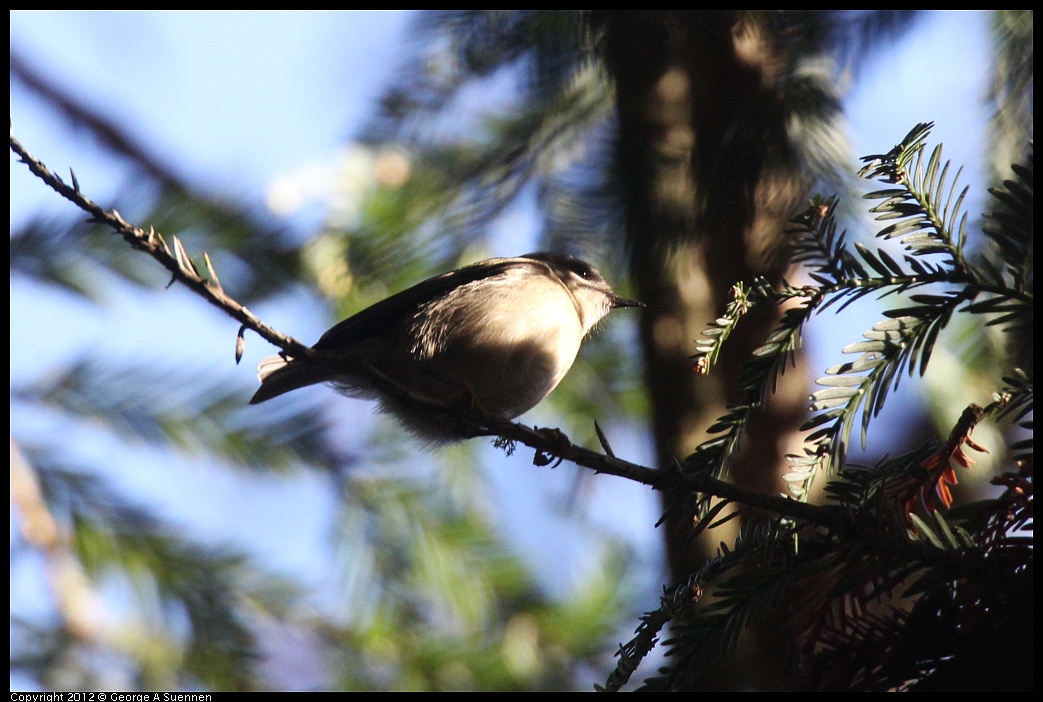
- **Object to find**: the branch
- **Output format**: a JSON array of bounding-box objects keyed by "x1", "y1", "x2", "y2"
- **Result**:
[
  {"x1": 11, "y1": 131, "x2": 848, "y2": 531},
  {"x1": 9, "y1": 130, "x2": 309, "y2": 360}
]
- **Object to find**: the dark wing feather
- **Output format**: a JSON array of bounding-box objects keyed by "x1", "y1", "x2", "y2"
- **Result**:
[{"x1": 312, "y1": 257, "x2": 543, "y2": 349}]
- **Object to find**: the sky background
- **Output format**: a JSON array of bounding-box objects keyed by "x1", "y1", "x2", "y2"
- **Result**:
[{"x1": 10, "y1": 10, "x2": 997, "y2": 690}]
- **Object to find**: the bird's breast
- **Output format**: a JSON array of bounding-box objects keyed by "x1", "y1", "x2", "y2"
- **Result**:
[{"x1": 404, "y1": 274, "x2": 585, "y2": 418}]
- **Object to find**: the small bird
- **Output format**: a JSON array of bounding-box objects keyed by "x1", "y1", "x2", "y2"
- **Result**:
[{"x1": 250, "y1": 252, "x2": 641, "y2": 442}]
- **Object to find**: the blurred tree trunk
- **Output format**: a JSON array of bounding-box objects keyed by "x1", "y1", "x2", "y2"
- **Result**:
[{"x1": 601, "y1": 11, "x2": 812, "y2": 689}]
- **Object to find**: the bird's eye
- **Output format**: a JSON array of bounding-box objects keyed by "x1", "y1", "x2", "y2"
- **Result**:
[{"x1": 569, "y1": 261, "x2": 594, "y2": 279}]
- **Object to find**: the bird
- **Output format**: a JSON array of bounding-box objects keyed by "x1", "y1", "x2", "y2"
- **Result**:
[{"x1": 249, "y1": 252, "x2": 641, "y2": 443}]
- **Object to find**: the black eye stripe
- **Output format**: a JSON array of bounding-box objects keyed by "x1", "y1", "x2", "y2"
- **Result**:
[
  {"x1": 522, "y1": 252, "x2": 602, "y2": 282},
  {"x1": 569, "y1": 261, "x2": 595, "y2": 279}
]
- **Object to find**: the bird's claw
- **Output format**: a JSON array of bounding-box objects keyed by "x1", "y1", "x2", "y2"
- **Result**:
[{"x1": 533, "y1": 427, "x2": 571, "y2": 467}]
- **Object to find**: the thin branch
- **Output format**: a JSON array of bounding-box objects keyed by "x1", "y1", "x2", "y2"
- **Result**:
[
  {"x1": 11, "y1": 131, "x2": 849, "y2": 531},
  {"x1": 9, "y1": 130, "x2": 308, "y2": 360}
]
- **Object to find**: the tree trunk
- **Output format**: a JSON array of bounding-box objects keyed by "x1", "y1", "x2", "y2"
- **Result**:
[{"x1": 602, "y1": 10, "x2": 812, "y2": 689}]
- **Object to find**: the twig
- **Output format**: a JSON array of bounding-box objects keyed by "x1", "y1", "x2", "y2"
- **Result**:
[{"x1": 9, "y1": 130, "x2": 310, "y2": 361}]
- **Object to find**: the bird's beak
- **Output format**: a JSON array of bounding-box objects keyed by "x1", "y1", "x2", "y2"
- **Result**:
[{"x1": 610, "y1": 294, "x2": 644, "y2": 309}]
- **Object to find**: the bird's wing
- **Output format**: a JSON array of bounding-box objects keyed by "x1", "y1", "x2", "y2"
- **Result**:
[{"x1": 312, "y1": 257, "x2": 544, "y2": 350}]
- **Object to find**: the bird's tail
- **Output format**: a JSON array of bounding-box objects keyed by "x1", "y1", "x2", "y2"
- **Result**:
[{"x1": 249, "y1": 354, "x2": 335, "y2": 404}]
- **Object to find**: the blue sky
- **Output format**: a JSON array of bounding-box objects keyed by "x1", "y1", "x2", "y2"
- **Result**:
[{"x1": 10, "y1": 10, "x2": 997, "y2": 689}]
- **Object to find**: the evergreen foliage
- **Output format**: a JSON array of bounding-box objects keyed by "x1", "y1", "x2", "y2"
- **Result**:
[{"x1": 613, "y1": 124, "x2": 1032, "y2": 691}]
